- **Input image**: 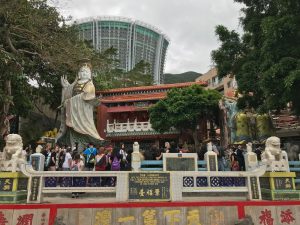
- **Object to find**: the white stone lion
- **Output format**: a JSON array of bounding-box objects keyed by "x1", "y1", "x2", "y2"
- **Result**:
[
  {"x1": 261, "y1": 136, "x2": 289, "y2": 171},
  {"x1": 262, "y1": 136, "x2": 282, "y2": 161},
  {"x1": 0, "y1": 134, "x2": 25, "y2": 172}
]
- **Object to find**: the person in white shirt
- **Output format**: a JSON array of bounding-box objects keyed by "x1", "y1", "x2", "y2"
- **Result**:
[{"x1": 62, "y1": 147, "x2": 72, "y2": 171}]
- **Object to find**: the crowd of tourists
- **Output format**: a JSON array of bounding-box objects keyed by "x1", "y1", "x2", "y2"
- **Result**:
[
  {"x1": 26, "y1": 140, "x2": 256, "y2": 173},
  {"x1": 40, "y1": 143, "x2": 131, "y2": 173},
  {"x1": 206, "y1": 142, "x2": 263, "y2": 171},
  {"x1": 21, "y1": 139, "x2": 267, "y2": 198}
]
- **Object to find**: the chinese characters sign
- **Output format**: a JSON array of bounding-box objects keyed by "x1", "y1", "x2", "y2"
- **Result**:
[
  {"x1": 250, "y1": 177, "x2": 260, "y2": 199},
  {"x1": 273, "y1": 178, "x2": 293, "y2": 190},
  {"x1": 0, "y1": 209, "x2": 49, "y2": 225},
  {"x1": 59, "y1": 206, "x2": 236, "y2": 225},
  {"x1": 208, "y1": 155, "x2": 217, "y2": 171},
  {"x1": 245, "y1": 206, "x2": 298, "y2": 225},
  {"x1": 128, "y1": 173, "x2": 170, "y2": 200},
  {"x1": 0, "y1": 178, "x2": 13, "y2": 192},
  {"x1": 29, "y1": 177, "x2": 40, "y2": 201}
]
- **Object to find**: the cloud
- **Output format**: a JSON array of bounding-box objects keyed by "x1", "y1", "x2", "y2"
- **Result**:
[{"x1": 54, "y1": 0, "x2": 242, "y2": 74}]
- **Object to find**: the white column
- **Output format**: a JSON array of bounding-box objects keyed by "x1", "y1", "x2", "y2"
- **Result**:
[
  {"x1": 116, "y1": 173, "x2": 128, "y2": 202},
  {"x1": 204, "y1": 142, "x2": 218, "y2": 171},
  {"x1": 131, "y1": 142, "x2": 141, "y2": 171}
]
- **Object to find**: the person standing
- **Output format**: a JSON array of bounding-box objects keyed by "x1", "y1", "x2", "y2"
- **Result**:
[
  {"x1": 164, "y1": 142, "x2": 171, "y2": 153},
  {"x1": 109, "y1": 147, "x2": 122, "y2": 186},
  {"x1": 48, "y1": 147, "x2": 57, "y2": 171},
  {"x1": 62, "y1": 147, "x2": 72, "y2": 171},
  {"x1": 119, "y1": 143, "x2": 128, "y2": 171},
  {"x1": 178, "y1": 144, "x2": 189, "y2": 153},
  {"x1": 236, "y1": 145, "x2": 246, "y2": 171},
  {"x1": 71, "y1": 153, "x2": 85, "y2": 198},
  {"x1": 230, "y1": 147, "x2": 240, "y2": 171},
  {"x1": 83, "y1": 143, "x2": 97, "y2": 171},
  {"x1": 95, "y1": 147, "x2": 107, "y2": 171},
  {"x1": 43, "y1": 145, "x2": 51, "y2": 171},
  {"x1": 110, "y1": 147, "x2": 122, "y2": 171},
  {"x1": 61, "y1": 147, "x2": 72, "y2": 187},
  {"x1": 94, "y1": 147, "x2": 108, "y2": 186}
]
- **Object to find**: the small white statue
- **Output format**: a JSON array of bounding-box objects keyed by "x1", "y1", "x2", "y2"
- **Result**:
[
  {"x1": 131, "y1": 142, "x2": 141, "y2": 171},
  {"x1": 246, "y1": 142, "x2": 253, "y2": 153},
  {"x1": 35, "y1": 145, "x2": 43, "y2": 153},
  {"x1": 245, "y1": 142, "x2": 258, "y2": 171},
  {"x1": 261, "y1": 136, "x2": 289, "y2": 172},
  {"x1": 0, "y1": 134, "x2": 25, "y2": 172},
  {"x1": 207, "y1": 142, "x2": 213, "y2": 152}
]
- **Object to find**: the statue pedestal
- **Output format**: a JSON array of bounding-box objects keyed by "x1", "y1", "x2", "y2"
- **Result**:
[
  {"x1": 0, "y1": 172, "x2": 28, "y2": 203},
  {"x1": 260, "y1": 172, "x2": 300, "y2": 200}
]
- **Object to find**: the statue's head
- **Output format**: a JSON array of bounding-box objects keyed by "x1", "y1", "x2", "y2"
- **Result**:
[
  {"x1": 265, "y1": 136, "x2": 281, "y2": 155},
  {"x1": 3, "y1": 134, "x2": 23, "y2": 156},
  {"x1": 6, "y1": 134, "x2": 23, "y2": 147},
  {"x1": 78, "y1": 63, "x2": 92, "y2": 81}
]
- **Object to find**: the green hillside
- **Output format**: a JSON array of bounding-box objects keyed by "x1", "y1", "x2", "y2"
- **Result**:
[{"x1": 164, "y1": 71, "x2": 201, "y2": 84}]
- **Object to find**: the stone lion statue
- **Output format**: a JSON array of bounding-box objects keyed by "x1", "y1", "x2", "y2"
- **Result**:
[
  {"x1": 261, "y1": 136, "x2": 289, "y2": 171},
  {"x1": 0, "y1": 134, "x2": 25, "y2": 172},
  {"x1": 262, "y1": 136, "x2": 282, "y2": 161}
]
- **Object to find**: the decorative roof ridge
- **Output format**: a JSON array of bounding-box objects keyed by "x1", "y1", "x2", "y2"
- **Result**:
[{"x1": 97, "y1": 81, "x2": 207, "y2": 94}]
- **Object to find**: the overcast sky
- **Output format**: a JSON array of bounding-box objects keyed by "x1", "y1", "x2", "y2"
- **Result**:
[{"x1": 54, "y1": 0, "x2": 243, "y2": 74}]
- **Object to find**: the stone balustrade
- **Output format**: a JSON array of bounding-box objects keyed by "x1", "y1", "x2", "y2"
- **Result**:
[
  {"x1": 19, "y1": 162, "x2": 266, "y2": 203},
  {"x1": 106, "y1": 119, "x2": 153, "y2": 133}
]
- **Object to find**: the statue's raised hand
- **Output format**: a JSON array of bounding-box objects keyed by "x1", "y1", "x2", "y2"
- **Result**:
[{"x1": 61, "y1": 75, "x2": 70, "y2": 87}]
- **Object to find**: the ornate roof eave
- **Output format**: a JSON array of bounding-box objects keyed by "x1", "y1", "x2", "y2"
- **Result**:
[{"x1": 97, "y1": 81, "x2": 207, "y2": 95}]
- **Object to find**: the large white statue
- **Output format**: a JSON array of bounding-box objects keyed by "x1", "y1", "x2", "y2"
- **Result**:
[
  {"x1": 56, "y1": 61, "x2": 103, "y2": 147},
  {"x1": 0, "y1": 134, "x2": 25, "y2": 172},
  {"x1": 261, "y1": 136, "x2": 289, "y2": 171}
]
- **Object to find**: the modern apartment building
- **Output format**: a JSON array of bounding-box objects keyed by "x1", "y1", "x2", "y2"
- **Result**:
[
  {"x1": 75, "y1": 16, "x2": 170, "y2": 84},
  {"x1": 195, "y1": 67, "x2": 237, "y2": 98}
]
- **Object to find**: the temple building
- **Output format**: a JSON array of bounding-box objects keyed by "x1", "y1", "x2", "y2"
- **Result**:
[{"x1": 96, "y1": 81, "x2": 207, "y2": 150}]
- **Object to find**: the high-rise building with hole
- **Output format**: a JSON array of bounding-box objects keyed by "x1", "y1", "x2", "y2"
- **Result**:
[{"x1": 75, "y1": 16, "x2": 170, "y2": 84}]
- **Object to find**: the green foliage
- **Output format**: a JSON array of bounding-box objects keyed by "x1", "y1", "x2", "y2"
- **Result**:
[
  {"x1": 124, "y1": 60, "x2": 153, "y2": 87},
  {"x1": 0, "y1": 0, "x2": 94, "y2": 121},
  {"x1": 92, "y1": 47, "x2": 123, "y2": 90},
  {"x1": 149, "y1": 85, "x2": 221, "y2": 134},
  {"x1": 94, "y1": 57, "x2": 153, "y2": 89},
  {"x1": 164, "y1": 71, "x2": 201, "y2": 84},
  {"x1": 211, "y1": 0, "x2": 300, "y2": 114},
  {"x1": 0, "y1": 0, "x2": 154, "y2": 138}
]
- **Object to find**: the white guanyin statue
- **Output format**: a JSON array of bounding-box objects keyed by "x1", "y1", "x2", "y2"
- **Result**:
[{"x1": 56, "y1": 61, "x2": 103, "y2": 148}]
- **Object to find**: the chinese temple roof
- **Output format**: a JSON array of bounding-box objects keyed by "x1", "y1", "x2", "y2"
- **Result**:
[
  {"x1": 101, "y1": 92, "x2": 166, "y2": 103},
  {"x1": 97, "y1": 81, "x2": 207, "y2": 95}
]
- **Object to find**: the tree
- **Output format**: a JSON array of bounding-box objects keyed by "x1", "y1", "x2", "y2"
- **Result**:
[
  {"x1": 211, "y1": 0, "x2": 300, "y2": 114},
  {"x1": 124, "y1": 60, "x2": 153, "y2": 87},
  {"x1": 0, "y1": 0, "x2": 99, "y2": 138},
  {"x1": 92, "y1": 47, "x2": 123, "y2": 90},
  {"x1": 149, "y1": 85, "x2": 221, "y2": 146}
]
